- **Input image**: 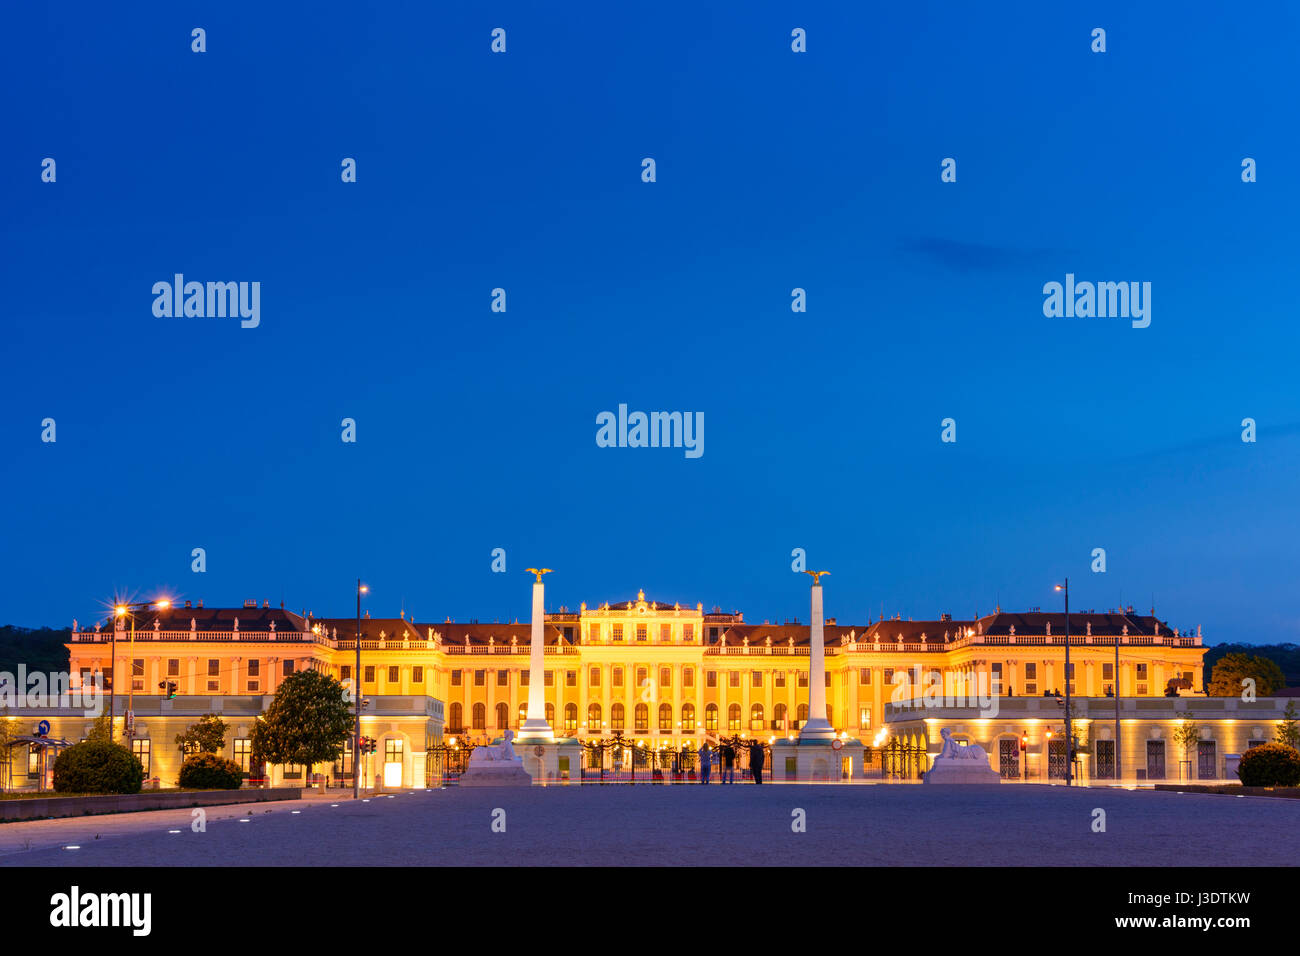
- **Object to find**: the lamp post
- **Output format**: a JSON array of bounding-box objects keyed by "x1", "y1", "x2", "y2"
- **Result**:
[
  {"x1": 1115, "y1": 628, "x2": 1122, "y2": 782},
  {"x1": 1054, "y1": 579, "x2": 1073, "y2": 786},
  {"x1": 111, "y1": 598, "x2": 171, "y2": 743},
  {"x1": 354, "y1": 580, "x2": 368, "y2": 799}
]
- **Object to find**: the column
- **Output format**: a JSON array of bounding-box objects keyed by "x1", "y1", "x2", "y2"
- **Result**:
[
  {"x1": 519, "y1": 572, "x2": 554, "y2": 740},
  {"x1": 799, "y1": 575, "x2": 835, "y2": 740}
]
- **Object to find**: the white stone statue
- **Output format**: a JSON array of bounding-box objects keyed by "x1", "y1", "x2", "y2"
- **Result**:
[
  {"x1": 469, "y1": 729, "x2": 520, "y2": 764},
  {"x1": 938, "y1": 728, "x2": 989, "y2": 761}
]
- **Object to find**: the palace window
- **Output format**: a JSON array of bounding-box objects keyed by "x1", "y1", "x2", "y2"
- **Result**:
[
  {"x1": 613, "y1": 667, "x2": 623, "y2": 687},
  {"x1": 659, "y1": 703, "x2": 672, "y2": 732},
  {"x1": 752, "y1": 671, "x2": 762, "y2": 688},
  {"x1": 412, "y1": 666, "x2": 424, "y2": 683},
  {"x1": 388, "y1": 666, "x2": 399, "y2": 684},
  {"x1": 517, "y1": 702, "x2": 527, "y2": 725},
  {"x1": 637, "y1": 667, "x2": 648, "y2": 687},
  {"x1": 660, "y1": 624, "x2": 671, "y2": 642},
  {"x1": 588, "y1": 703, "x2": 601, "y2": 730},
  {"x1": 130, "y1": 658, "x2": 144, "y2": 692},
  {"x1": 728, "y1": 704, "x2": 741, "y2": 732},
  {"x1": 774, "y1": 703, "x2": 787, "y2": 730},
  {"x1": 283, "y1": 660, "x2": 294, "y2": 676},
  {"x1": 564, "y1": 626, "x2": 575, "y2": 643},
  {"x1": 451, "y1": 670, "x2": 462, "y2": 686},
  {"x1": 706, "y1": 671, "x2": 717, "y2": 688},
  {"x1": 826, "y1": 672, "x2": 832, "y2": 687},
  {"x1": 566, "y1": 671, "x2": 577, "y2": 687},
  {"x1": 167, "y1": 659, "x2": 179, "y2": 677},
  {"x1": 728, "y1": 672, "x2": 740, "y2": 688},
  {"x1": 859, "y1": 668, "x2": 870, "y2": 685},
  {"x1": 589, "y1": 624, "x2": 601, "y2": 642},
  {"x1": 564, "y1": 703, "x2": 578, "y2": 732},
  {"x1": 796, "y1": 704, "x2": 808, "y2": 728},
  {"x1": 208, "y1": 659, "x2": 220, "y2": 677},
  {"x1": 545, "y1": 703, "x2": 555, "y2": 725},
  {"x1": 248, "y1": 660, "x2": 260, "y2": 678},
  {"x1": 1102, "y1": 662, "x2": 1114, "y2": 681},
  {"x1": 589, "y1": 667, "x2": 600, "y2": 687},
  {"x1": 474, "y1": 670, "x2": 486, "y2": 686},
  {"x1": 233, "y1": 739, "x2": 252, "y2": 773},
  {"x1": 385, "y1": 738, "x2": 403, "y2": 763},
  {"x1": 520, "y1": 671, "x2": 529, "y2": 686},
  {"x1": 682, "y1": 703, "x2": 696, "y2": 733},
  {"x1": 705, "y1": 704, "x2": 718, "y2": 732},
  {"x1": 131, "y1": 739, "x2": 150, "y2": 775},
  {"x1": 683, "y1": 624, "x2": 694, "y2": 642},
  {"x1": 750, "y1": 704, "x2": 764, "y2": 731},
  {"x1": 472, "y1": 703, "x2": 486, "y2": 730},
  {"x1": 341, "y1": 665, "x2": 352, "y2": 682},
  {"x1": 1136, "y1": 663, "x2": 1148, "y2": 695},
  {"x1": 497, "y1": 669, "x2": 508, "y2": 686},
  {"x1": 364, "y1": 666, "x2": 375, "y2": 684},
  {"x1": 635, "y1": 703, "x2": 649, "y2": 732},
  {"x1": 612, "y1": 624, "x2": 623, "y2": 642},
  {"x1": 611, "y1": 703, "x2": 625, "y2": 731},
  {"x1": 449, "y1": 703, "x2": 463, "y2": 732},
  {"x1": 636, "y1": 625, "x2": 647, "y2": 643},
  {"x1": 1065, "y1": 663, "x2": 1075, "y2": 694},
  {"x1": 683, "y1": 668, "x2": 694, "y2": 688},
  {"x1": 991, "y1": 662, "x2": 1002, "y2": 694},
  {"x1": 659, "y1": 667, "x2": 671, "y2": 687},
  {"x1": 495, "y1": 702, "x2": 508, "y2": 729},
  {"x1": 859, "y1": 707, "x2": 871, "y2": 731},
  {"x1": 883, "y1": 668, "x2": 894, "y2": 686},
  {"x1": 544, "y1": 671, "x2": 554, "y2": 687},
  {"x1": 775, "y1": 671, "x2": 786, "y2": 688},
  {"x1": 798, "y1": 672, "x2": 808, "y2": 688}
]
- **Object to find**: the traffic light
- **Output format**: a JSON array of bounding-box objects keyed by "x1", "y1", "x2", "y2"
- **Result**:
[
  {"x1": 157, "y1": 680, "x2": 177, "y2": 699},
  {"x1": 358, "y1": 736, "x2": 377, "y2": 755}
]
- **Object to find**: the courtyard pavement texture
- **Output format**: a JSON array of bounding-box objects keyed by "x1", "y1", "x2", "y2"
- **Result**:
[{"x1": 2, "y1": 783, "x2": 1296, "y2": 866}]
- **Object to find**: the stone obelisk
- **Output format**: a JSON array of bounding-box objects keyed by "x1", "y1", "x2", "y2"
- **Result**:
[
  {"x1": 518, "y1": 568, "x2": 555, "y2": 741},
  {"x1": 798, "y1": 570, "x2": 837, "y2": 741}
]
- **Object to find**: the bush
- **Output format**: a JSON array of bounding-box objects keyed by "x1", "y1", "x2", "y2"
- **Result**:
[
  {"x1": 178, "y1": 753, "x2": 244, "y2": 790},
  {"x1": 52, "y1": 740, "x2": 145, "y2": 794},
  {"x1": 1236, "y1": 743, "x2": 1300, "y2": 787}
]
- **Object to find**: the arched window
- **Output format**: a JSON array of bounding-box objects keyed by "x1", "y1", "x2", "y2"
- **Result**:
[
  {"x1": 750, "y1": 703, "x2": 764, "y2": 731},
  {"x1": 728, "y1": 703, "x2": 741, "y2": 731},
  {"x1": 705, "y1": 703, "x2": 718, "y2": 732},
  {"x1": 564, "y1": 703, "x2": 578, "y2": 732},
  {"x1": 587, "y1": 702, "x2": 601, "y2": 732},
  {"x1": 472, "y1": 702, "x2": 485, "y2": 730},
  {"x1": 682, "y1": 703, "x2": 696, "y2": 733},
  {"x1": 611, "y1": 702, "x2": 625, "y2": 731},
  {"x1": 545, "y1": 702, "x2": 555, "y2": 724},
  {"x1": 774, "y1": 702, "x2": 787, "y2": 730},
  {"x1": 634, "y1": 703, "x2": 649, "y2": 732},
  {"x1": 449, "y1": 702, "x2": 463, "y2": 732},
  {"x1": 796, "y1": 703, "x2": 808, "y2": 728},
  {"x1": 517, "y1": 702, "x2": 527, "y2": 726},
  {"x1": 495, "y1": 702, "x2": 508, "y2": 729},
  {"x1": 658, "y1": 703, "x2": 673, "y2": 732}
]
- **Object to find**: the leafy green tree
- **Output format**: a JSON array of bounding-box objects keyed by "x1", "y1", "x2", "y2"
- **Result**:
[
  {"x1": 175, "y1": 713, "x2": 227, "y2": 755},
  {"x1": 86, "y1": 712, "x2": 114, "y2": 742},
  {"x1": 1207, "y1": 654, "x2": 1285, "y2": 698},
  {"x1": 250, "y1": 670, "x2": 351, "y2": 782},
  {"x1": 1276, "y1": 700, "x2": 1300, "y2": 749}
]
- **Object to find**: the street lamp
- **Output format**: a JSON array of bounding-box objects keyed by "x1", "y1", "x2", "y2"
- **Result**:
[
  {"x1": 354, "y1": 580, "x2": 368, "y2": 799},
  {"x1": 110, "y1": 597, "x2": 171, "y2": 743},
  {"x1": 1054, "y1": 580, "x2": 1073, "y2": 786}
]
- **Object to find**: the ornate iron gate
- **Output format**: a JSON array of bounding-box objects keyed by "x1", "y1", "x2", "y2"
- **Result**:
[
  {"x1": 1146, "y1": 740, "x2": 1165, "y2": 779},
  {"x1": 1094, "y1": 740, "x2": 1115, "y2": 779},
  {"x1": 1047, "y1": 739, "x2": 1068, "y2": 778},
  {"x1": 1197, "y1": 741, "x2": 1217, "y2": 779},
  {"x1": 998, "y1": 739, "x2": 1020, "y2": 779}
]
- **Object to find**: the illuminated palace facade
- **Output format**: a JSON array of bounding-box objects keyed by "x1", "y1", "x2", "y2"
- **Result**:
[{"x1": 26, "y1": 588, "x2": 1235, "y2": 788}]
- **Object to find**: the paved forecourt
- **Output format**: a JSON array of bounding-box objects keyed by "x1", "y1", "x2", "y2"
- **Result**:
[{"x1": 3, "y1": 784, "x2": 1297, "y2": 867}]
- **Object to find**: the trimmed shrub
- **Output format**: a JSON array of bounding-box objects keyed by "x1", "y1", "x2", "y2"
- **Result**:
[
  {"x1": 1236, "y1": 742, "x2": 1300, "y2": 787},
  {"x1": 52, "y1": 740, "x2": 145, "y2": 794},
  {"x1": 178, "y1": 753, "x2": 244, "y2": 790}
]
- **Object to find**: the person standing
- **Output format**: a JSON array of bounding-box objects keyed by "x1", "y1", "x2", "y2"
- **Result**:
[
  {"x1": 722, "y1": 743, "x2": 735, "y2": 784},
  {"x1": 698, "y1": 742, "x2": 712, "y2": 784},
  {"x1": 750, "y1": 741, "x2": 765, "y2": 784}
]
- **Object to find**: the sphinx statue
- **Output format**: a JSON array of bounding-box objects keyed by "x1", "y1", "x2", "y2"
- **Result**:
[
  {"x1": 469, "y1": 729, "x2": 520, "y2": 764},
  {"x1": 924, "y1": 728, "x2": 1001, "y2": 784},
  {"x1": 460, "y1": 729, "x2": 532, "y2": 786}
]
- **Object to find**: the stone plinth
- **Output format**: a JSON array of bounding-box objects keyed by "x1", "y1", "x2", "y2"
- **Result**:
[
  {"x1": 923, "y1": 760, "x2": 1001, "y2": 784},
  {"x1": 459, "y1": 762, "x2": 533, "y2": 787}
]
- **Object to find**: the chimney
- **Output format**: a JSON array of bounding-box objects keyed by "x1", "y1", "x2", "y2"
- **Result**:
[
  {"x1": 263, "y1": 600, "x2": 270, "y2": 608},
  {"x1": 197, "y1": 600, "x2": 203, "y2": 608},
  {"x1": 365, "y1": 610, "x2": 371, "y2": 619},
  {"x1": 940, "y1": 613, "x2": 951, "y2": 622}
]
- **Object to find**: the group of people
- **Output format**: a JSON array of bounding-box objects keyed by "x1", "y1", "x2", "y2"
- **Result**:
[{"x1": 696, "y1": 740, "x2": 765, "y2": 784}]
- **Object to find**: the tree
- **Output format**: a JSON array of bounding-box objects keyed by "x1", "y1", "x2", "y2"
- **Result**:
[
  {"x1": 86, "y1": 712, "x2": 114, "y2": 742},
  {"x1": 1277, "y1": 700, "x2": 1300, "y2": 749},
  {"x1": 1172, "y1": 721, "x2": 1200, "y2": 780},
  {"x1": 250, "y1": 670, "x2": 352, "y2": 783},
  {"x1": 1237, "y1": 743, "x2": 1300, "y2": 787},
  {"x1": 175, "y1": 713, "x2": 228, "y2": 755},
  {"x1": 0, "y1": 716, "x2": 23, "y2": 791},
  {"x1": 1207, "y1": 654, "x2": 1285, "y2": 698}
]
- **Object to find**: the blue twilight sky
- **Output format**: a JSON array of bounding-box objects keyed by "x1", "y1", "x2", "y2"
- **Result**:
[{"x1": 2, "y1": 3, "x2": 1298, "y2": 641}]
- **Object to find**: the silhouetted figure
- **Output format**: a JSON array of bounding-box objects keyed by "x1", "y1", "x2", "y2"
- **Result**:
[
  {"x1": 722, "y1": 743, "x2": 735, "y2": 784},
  {"x1": 750, "y1": 741, "x2": 765, "y2": 784}
]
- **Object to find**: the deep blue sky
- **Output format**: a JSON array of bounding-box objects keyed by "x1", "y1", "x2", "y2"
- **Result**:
[{"x1": 3, "y1": 3, "x2": 1298, "y2": 642}]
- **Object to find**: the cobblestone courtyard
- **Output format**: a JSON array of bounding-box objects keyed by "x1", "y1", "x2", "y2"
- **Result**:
[{"x1": 3, "y1": 784, "x2": 1297, "y2": 866}]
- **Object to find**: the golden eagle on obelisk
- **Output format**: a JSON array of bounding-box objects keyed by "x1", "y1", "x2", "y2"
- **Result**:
[
  {"x1": 803, "y1": 569, "x2": 830, "y2": 586},
  {"x1": 526, "y1": 568, "x2": 553, "y2": 583}
]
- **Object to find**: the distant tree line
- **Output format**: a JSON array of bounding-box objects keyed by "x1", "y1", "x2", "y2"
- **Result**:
[
  {"x1": 0, "y1": 625, "x2": 71, "y2": 676},
  {"x1": 1204, "y1": 643, "x2": 1300, "y2": 690}
]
